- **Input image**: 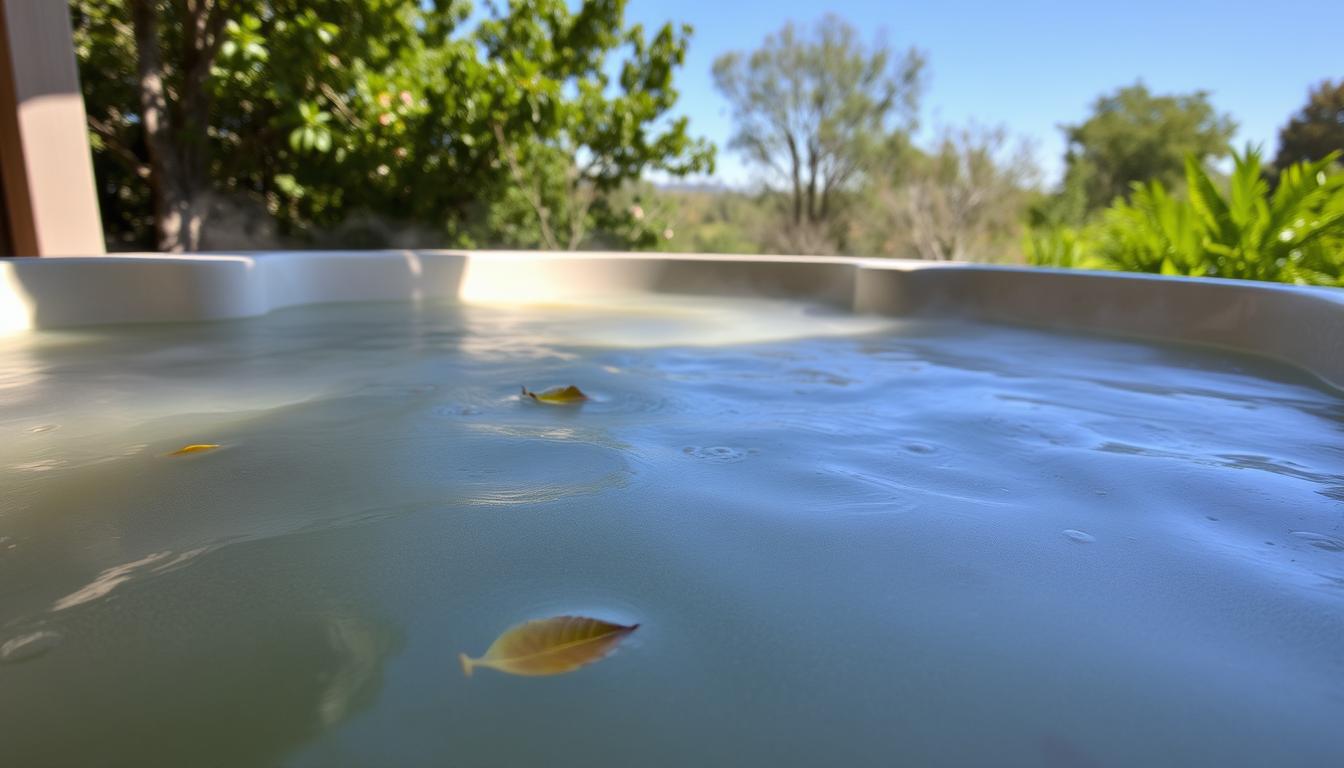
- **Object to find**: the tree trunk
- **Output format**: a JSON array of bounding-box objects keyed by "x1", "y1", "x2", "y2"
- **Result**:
[
  {"x1": 805, "y1": 142, "x2": 819, "y2": 222},
  {"x1": 129, "y1": 0, "x2": 203, "y2": 251},
  {"x1": 180, "y1": 0, "x2": 224, "y2": 191},
  {"x1": 785, "y1": 134, "x2": 803, "y2": 226}
]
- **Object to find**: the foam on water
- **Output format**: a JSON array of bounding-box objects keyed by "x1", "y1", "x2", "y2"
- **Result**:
[{"x1": 0, "y1": 295, "x2": 1342, "y2": 766}]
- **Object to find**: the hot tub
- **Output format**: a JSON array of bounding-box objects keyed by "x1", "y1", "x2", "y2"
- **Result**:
[{"x1": 2, "y1": 252, "x2": 1342, "y2": 766}]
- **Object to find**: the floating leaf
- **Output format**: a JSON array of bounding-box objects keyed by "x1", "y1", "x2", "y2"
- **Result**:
[
  {"x1": 521, "y1": 385, "x2": 588, "y2": 405},
  {"x1": 168, "y1": 444, "x2": 220, "y2": 456},
  {"x1": 459, "y1": 615, "x2": 638, "y2": 677}
]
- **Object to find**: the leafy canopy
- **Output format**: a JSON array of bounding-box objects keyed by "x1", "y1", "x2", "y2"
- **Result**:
[
  {"x1": 1059, "y1": 82, "x2": 1236, "y2": 216},
  {"x1": 1273, "y1": 79, "x2": 1344, "y2": 171},
  {"x1": 71, "y1": 0, "x2": 711, "y2": 250}
]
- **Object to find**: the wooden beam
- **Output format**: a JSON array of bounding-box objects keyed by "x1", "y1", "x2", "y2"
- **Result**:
[{"x1": 0, "y1": 0, "x2": 104, "y2": 256}]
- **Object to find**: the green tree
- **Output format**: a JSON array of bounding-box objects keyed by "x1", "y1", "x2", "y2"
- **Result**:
[
  {"x1": 475, "y1": 0, "x2": 712, "y2": 250},
  {"x1": 74, "y1": 0, "x2": 482, "y2": 251},
  {"x1": 1273, "y1": 79, "x2": 1344, "y2": 170},
  {"x1": 711, "y1": 15, "x2": 924, "y2": 252},
  {"x1": 71, "y1": 0, "x2": 710, "y2": 252},
  {"x1": 1060, "y1": 82, "x2": 1236, "y2": 216}
]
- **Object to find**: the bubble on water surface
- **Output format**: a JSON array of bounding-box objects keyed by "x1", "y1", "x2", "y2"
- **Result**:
[
  {"x1": 1063, "y1": 529, "x2": 1096, "y2": 543},
  {"x1": 682, "y1": 446, "x2": 751, "y2": 463},
  {"x1": 25, "y1": 424, "x2": 58, "y2": 433},
  {"x1": 0, "y1": 631, "x2": 62, "y2": 664}
]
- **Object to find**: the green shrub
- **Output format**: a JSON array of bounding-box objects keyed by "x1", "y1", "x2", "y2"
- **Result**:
[{"x1": 1027, "y1": 148, "x2": 1344, "y2": 286}]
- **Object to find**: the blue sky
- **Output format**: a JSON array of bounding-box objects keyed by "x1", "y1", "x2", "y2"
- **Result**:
[{"x1": 621, "y1": 0, "x2": 1344, "y2": 188}]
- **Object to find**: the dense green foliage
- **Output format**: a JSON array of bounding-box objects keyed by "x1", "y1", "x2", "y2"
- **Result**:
[
  {"x1": 1027, "y1": 148, "x2": 1344, "y2": 286},
  {"x1": 68, "y1": 4, "x2": 1344, "y2": 287},
  {"x1": 1026, "y1": 83, "x2": 1344, "y2": 288},
  {"x1": 72, "y1": 0, "x2": 710, "y2": 251},
  {"x1": 1273, "y1": 79, "x2": 1344, "y2": 172},
  {"x1": 1054, "y1": 83, "x2": 1236, "y2": 220}
]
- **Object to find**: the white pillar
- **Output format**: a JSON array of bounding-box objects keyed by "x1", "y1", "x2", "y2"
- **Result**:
[{"x1": 0, "y1": 0, "x2": 104, "y2": 256}]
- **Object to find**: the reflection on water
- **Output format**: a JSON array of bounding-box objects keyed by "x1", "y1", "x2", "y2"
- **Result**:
[
  {"x1": 0, "y1": 541, "x2": 403, "y2": 766},
  {"x1": 319, "y1": 612, "x2": 403, "y2": 728},
  {"x1": 1096, "y1": 442, "x2": 1344, "y2": 502},
  {"x1": 0, "y1": 629, "x2": 62, "y2": 663},
  {"x1": 0, "y1": 296, "x2": 1342, "y2": 766},
  {"x1": 51, "y1": 550, "x2": 181, "y2": 611}
]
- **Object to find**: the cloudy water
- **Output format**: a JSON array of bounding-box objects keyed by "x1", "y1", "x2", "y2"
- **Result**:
[{"x1": 1, "y1": 296, "x2": 1342, "y2": 767}]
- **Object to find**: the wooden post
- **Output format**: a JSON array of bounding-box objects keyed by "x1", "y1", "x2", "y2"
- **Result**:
[{"x1": 0, "y1": 0, "x2": 104, "y2": 256}]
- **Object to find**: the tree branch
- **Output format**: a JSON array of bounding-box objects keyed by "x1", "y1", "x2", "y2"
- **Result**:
[
  {"x1": 492, "y1": 122, "x2": 561, "y2": 251},
  {"x1": 200, "y1": 1, "x2": 231, "y2": 69},
  {"x1": 86, "y1": 115, "x2": 151, "y2": 179},
  {"x1": 319, "y1": 83, "x2": 365, "y2": 129},
  {"x1": 565, "y1": 182, "x2": 593, "y2": 250}
]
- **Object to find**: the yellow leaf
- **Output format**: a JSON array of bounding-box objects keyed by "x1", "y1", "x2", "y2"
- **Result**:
[
  {"x1": 521, "y1": 385, "x2": 589, "y2": 405},
  {"x1": 459, "y1": 615, "x2": 638, "y2": 677},
  {"x1": 168, "y1": 444, "x2": 220, "y2": 456}
]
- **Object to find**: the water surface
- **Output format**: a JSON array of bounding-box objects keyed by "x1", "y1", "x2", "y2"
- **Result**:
[{"x1": 1, "y1": 296, "x2": 1342, "y2": 767}]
